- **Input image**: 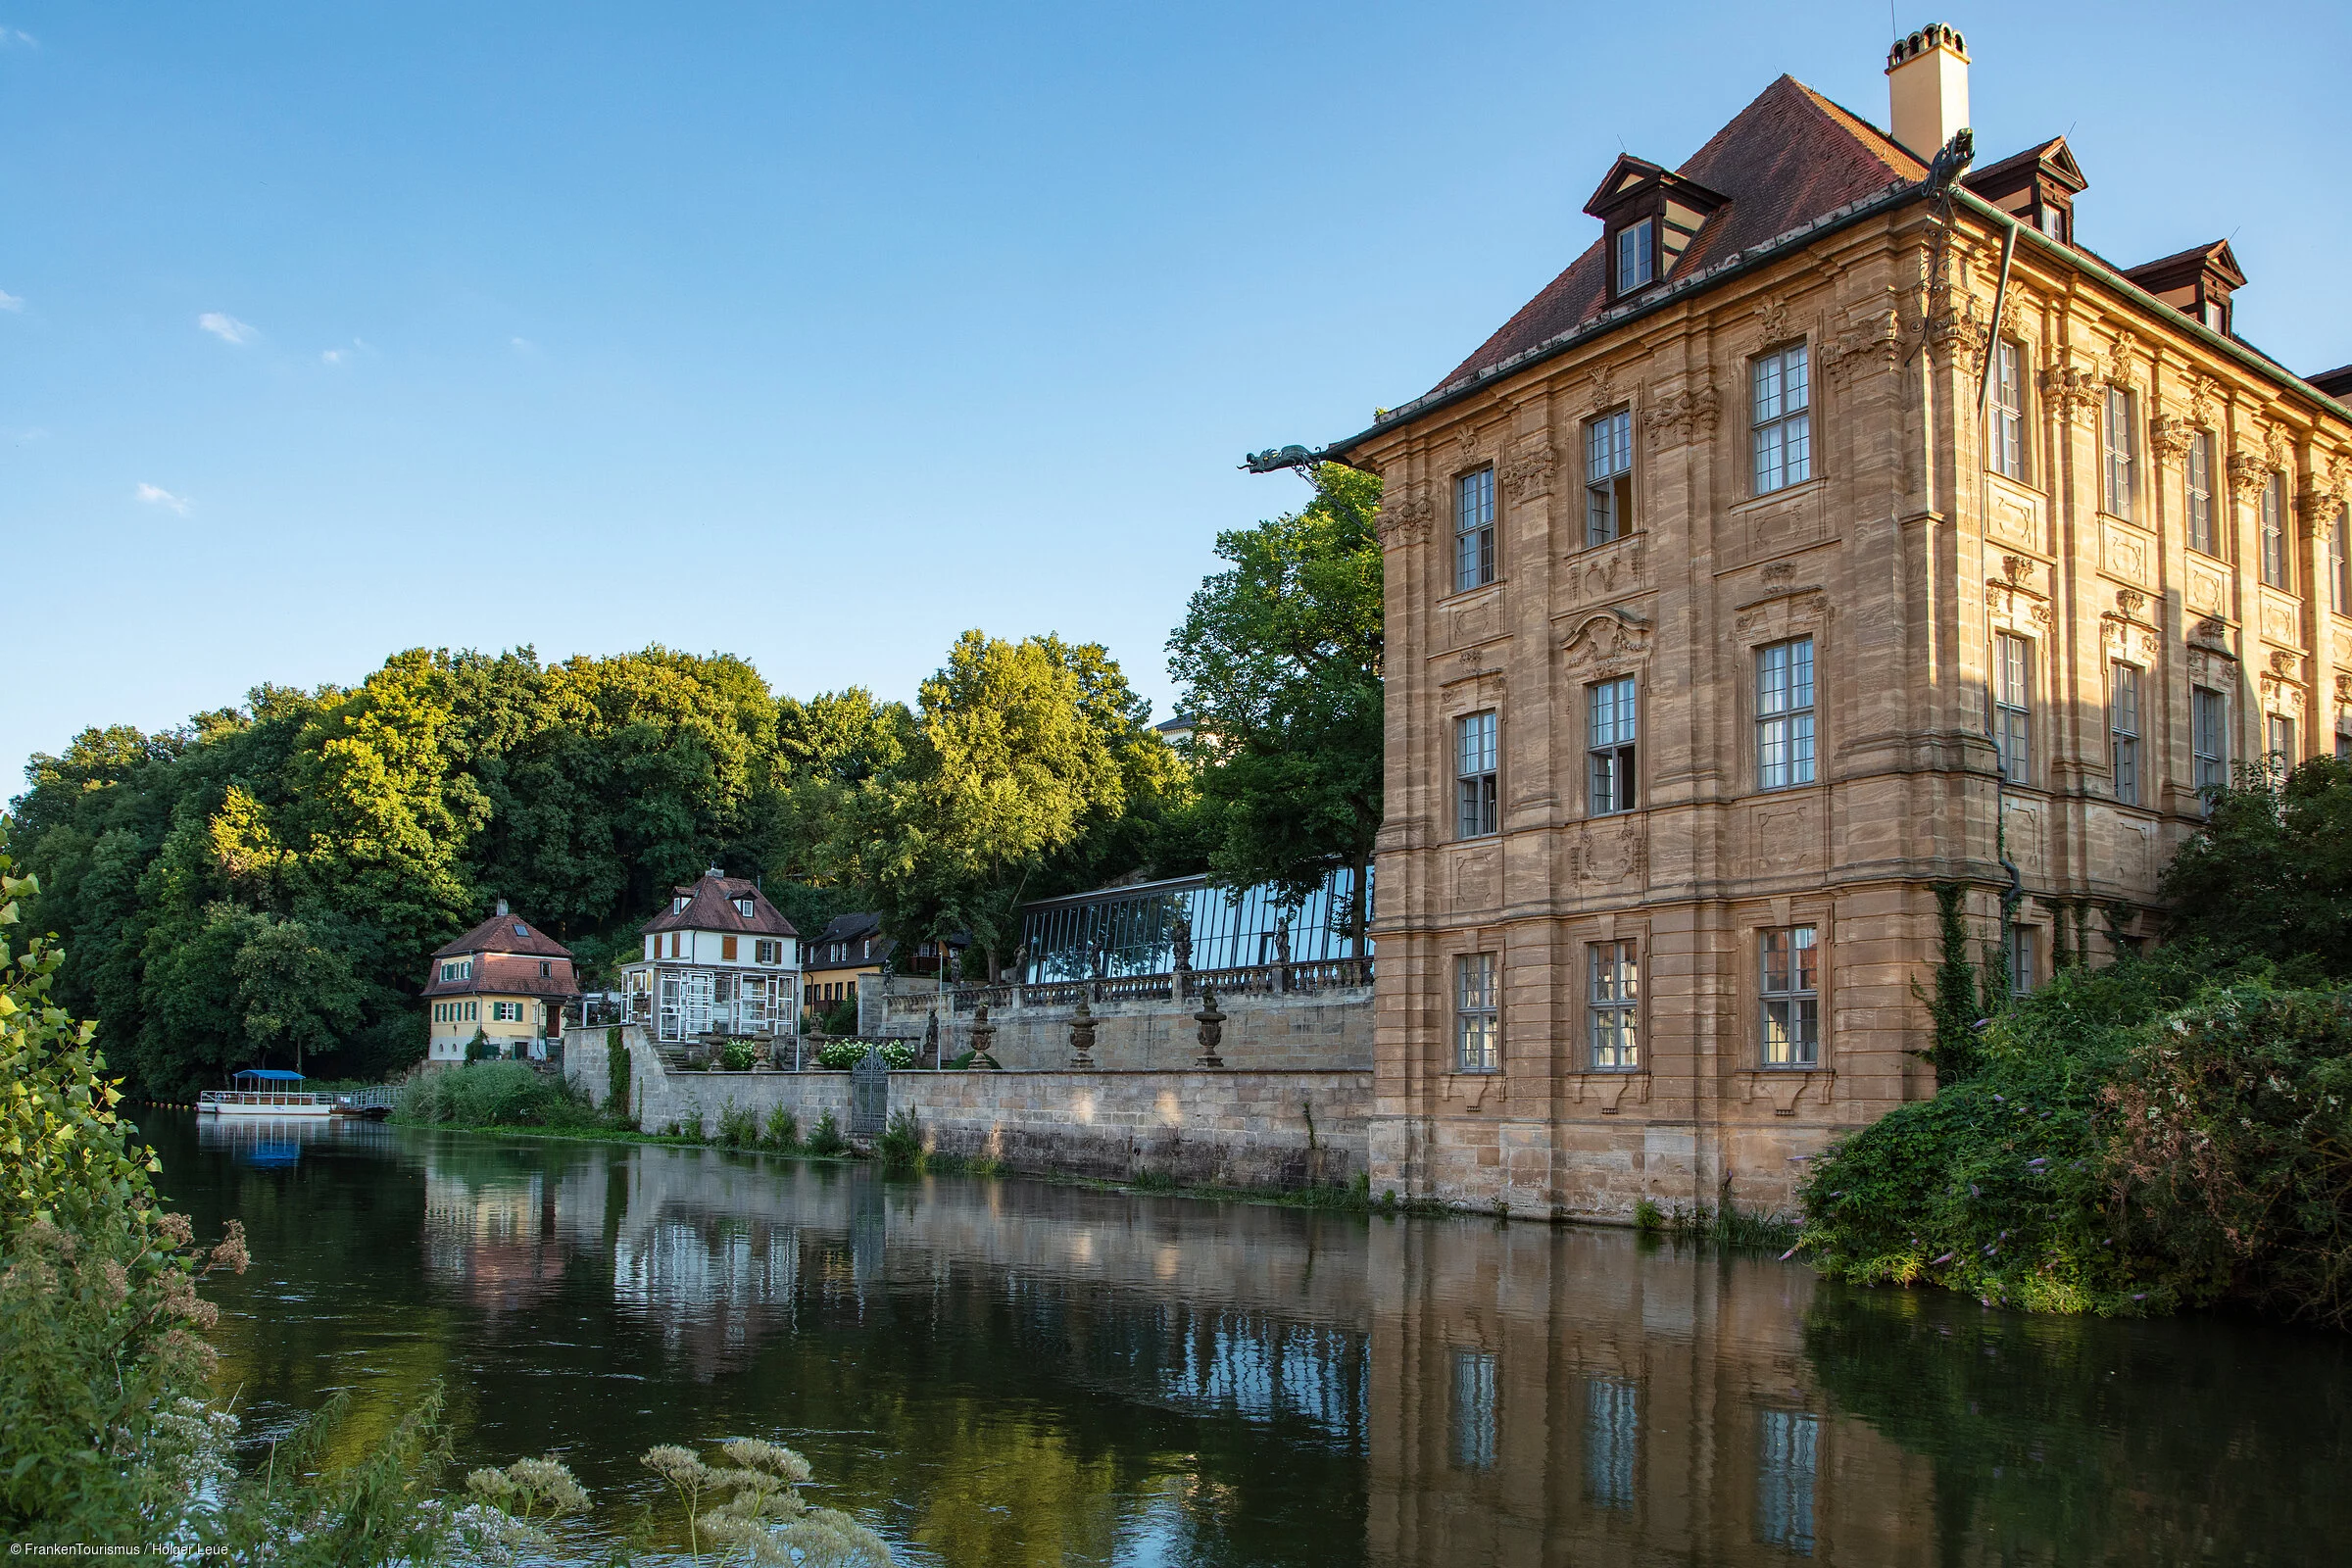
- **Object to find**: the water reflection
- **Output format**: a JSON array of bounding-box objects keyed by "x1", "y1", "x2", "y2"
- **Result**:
[{"x1": 142, "y1": 1114, "x2": 2352, "y2": 1567}]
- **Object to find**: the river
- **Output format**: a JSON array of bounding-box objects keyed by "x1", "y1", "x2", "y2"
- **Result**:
[{"x1": 148, "y1": 1110, "x2": 2352, "y2": 1565}]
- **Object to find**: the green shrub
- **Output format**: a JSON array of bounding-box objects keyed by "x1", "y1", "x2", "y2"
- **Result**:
[
  {"x1": 465, "y1": 1029, "x2": 497, "y2": 1064},
  {"x1": 806, "y1": 1111, "x2": 847, "y2": 1156},
  {"x1": 392, "y1": 1061, "x2": 598, "y2": 1130},
  {"x1": 762, "y1": 1106, "x2": 800, "y2": 1151},
  {"x1": 1130, "y1": 1169, "x2": 1179, "y2": 1193},
  {"x1": 878, "y1": 1107, "x2": 922, "y2": 1169},
  {"x1": 820, "y1": 997, "x2": 860, "y2": 1036},
  {"x1": 607, "y1": 1026, "x2": 632, "y2": 1122},
  {"x1": 718, "y1": 1040, "x2": 757, "y2": 1071},
  {"x1": 716, "y1": 1101, "x2": 760, "y2": 1148}
]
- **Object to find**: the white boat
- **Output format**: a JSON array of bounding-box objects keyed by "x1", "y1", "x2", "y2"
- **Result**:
[{"x1": 197, "y1": 1069, "x2": 338, "y2": 1117}]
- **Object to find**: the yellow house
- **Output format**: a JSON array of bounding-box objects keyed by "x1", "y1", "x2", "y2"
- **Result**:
[
  {"x1": 422, "y1": 901, "x2": 581, "y2": 1068},
  {"x1": 802, "y1": 911, "x2": 887, "y2": 1022}
]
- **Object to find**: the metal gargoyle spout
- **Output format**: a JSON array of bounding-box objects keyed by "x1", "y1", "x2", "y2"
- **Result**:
[
  {"x1": 1242, "y1": 444, "x2": 1319, "y2": 473},
  {"x1": 1927, "y1": 126, "x2": 1975, "y2": 198}
]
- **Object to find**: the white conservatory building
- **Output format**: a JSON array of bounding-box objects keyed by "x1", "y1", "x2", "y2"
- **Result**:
[{"x1": 618, "y1": 869, "x2": 802, "y2": 1044}]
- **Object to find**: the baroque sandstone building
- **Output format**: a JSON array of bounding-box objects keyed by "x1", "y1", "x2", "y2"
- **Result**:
[{"x1": 1285, "y1": 24, "x2": 2352, "y2": 1217}]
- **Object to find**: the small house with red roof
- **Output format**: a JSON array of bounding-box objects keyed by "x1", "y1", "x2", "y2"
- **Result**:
[
  {"x1": 423, "y1": 900, "x2": 580, "y2": 1067},
  {"x1": 620, "y1": 868, "x2": 801, "y2": 1044}
]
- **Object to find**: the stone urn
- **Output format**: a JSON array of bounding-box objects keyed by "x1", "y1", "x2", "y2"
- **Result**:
[
  {"x1": 969, "y1": 1001, "x2": 1002, "y2": 1069},
  {"x1": 1069, "y1": 998, "x2": 1098, "y2": 1069},
  {"x1": 1194, "y1": 986, "x2": 1226, "y2": 1069}
]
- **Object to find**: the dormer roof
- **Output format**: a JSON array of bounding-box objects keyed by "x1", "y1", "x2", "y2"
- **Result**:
[
  {"x1": 1963, "y1": 135, "x2": 2086, "y2": 201},
  {"x1": 2124, "y1": 240, "x2": 2245, "y2": 298},
  {"x1": 1581, "y1": 155, "x2": 1729, "y2": 221},
  {"x1": 1435, "y1": 75, "x2": 1926, "y2": 392},
  {"x1": 640, "y1": 870, "x2": 799, "y2": 939},
  {"x1": 433, "y1": 911, "x2": 573, "y2": 960}
]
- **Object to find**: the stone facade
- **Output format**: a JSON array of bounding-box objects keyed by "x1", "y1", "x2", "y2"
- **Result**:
[
  {"x1": 1325, "y1": 55, "x2": 2352, "y2": 1220},
  {"x1": 863, "y1": 972, "x2": 1373, "y2": 1071},
  {"x1": 564, "y1": 1024, "x2": 1370, "y2": 1192}
]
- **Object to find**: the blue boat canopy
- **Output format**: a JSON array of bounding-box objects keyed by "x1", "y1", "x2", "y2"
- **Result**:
[{"x1": 232, "y1": 1068, "x2": 307, "y2": 1083}]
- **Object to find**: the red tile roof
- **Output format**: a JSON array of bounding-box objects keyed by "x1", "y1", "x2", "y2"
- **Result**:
[
  {"x1": 1436, "y1": 75, "x2": 1926, "y2": 392},
  {"x1": 434, "y1": 911, "x2": 574, "y2": 959},
  {"x1": 423, "y1": 953, "x2": 580, "y2": 1000},
  {"x1": 640, "y1": 871, "x2": 799, "y2": 939}
]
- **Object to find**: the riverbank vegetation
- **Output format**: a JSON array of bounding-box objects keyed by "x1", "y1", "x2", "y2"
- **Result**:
[{"x1": 1798, "y1": 760, "x2": 2352, "y2": 1327}]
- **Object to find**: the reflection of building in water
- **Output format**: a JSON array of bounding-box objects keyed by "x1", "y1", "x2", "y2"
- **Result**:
[
  {"x1": 613, "y1": 1218, "x2": 804, "y2": 1371},
  {"x1": 195, "y1": 1113, "x2": 385, "y2": 1168},
  {"x1": 420, "y1": 1150, "x2": 610, "y2": 1314},
  {"x1": 1365, "y1": 1220, "x2": 1934, "y2": 1566}
]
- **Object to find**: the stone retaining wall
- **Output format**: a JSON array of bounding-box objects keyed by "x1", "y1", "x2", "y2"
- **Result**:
[
  {"x1": 862, "y1": 976, "x2": 1372, "y2": 1071},
  {"x1": 564, "y1": 1025, "x2": 1370, "y2": 1192}
]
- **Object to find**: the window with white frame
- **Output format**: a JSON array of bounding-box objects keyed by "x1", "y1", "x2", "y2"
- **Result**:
[
  {"x1": 1990, "y1": 340, "x2": 2025, "y2": 479},
  {"x1": 1586, "y1": 408, "x2": 1635, "y2": 544},
  {"x1": 1756, "y1": 637, "x2": 1816, "y2": 789},
  {"x1": 1588, "y1": 676, "x2": 1638, "y2": 814},
  {"x1": 2110, "y1": 662, "x2": 2142, "y2": 807},
  {"x1": 1615, "y1": 218, "x2": 1655, "y2": 294},
  {"x1": 1456, "y1": 711, "x2": 1498, "y2": 838},
  {"x1": 2332, "y1": 507, "x2": 2350, "y2": 614},
  {"x1": 2267, "y1": 713, "x2": 2296, "y2": 766},
  {"x1": 2187, "y1": 433, "x2": 2217, "y2": 556},
  {"x1": 491, "y1": 1001, "x2": 523, "y2": 1022},
  {"x1": 1456, "y1": 954, "x2": 1498, "y2": 1073},
  {"x1": 1994, "y1": 632, "x2": 2032, "y2": 784},
  {"x1": 735, "y1": 897, "x2": 756, "y2": 918},
  {"x1": 1760, "y1": 925, "x2": 1819, "y2": 1067},
  {"x1": 2009, "y1": 924, "x2": 2036, "y2": 996},
  {"x1": 2192, "y1": 685, "x2": 2230, "y2": 796},
  {"x1": 1454, "y1": 468, "x2": 1496, "y2": 593},
  {"x1": 2260, "y1": 472, "x2": 2289, "y2": 589},
  {"x1": 2102, "y1": 386, "x2": 2135, "y2": 518},
  {"x1": 1751, "y1": 344, "x2": 1811, "y2": 495},
  {"x1": 1588, "y1": 941, "x2": 1639, "y2": 1070},
  {"x1": 755, "y1": 939, "x2": 783, "y2": 964},
  {"x1": 439, "y1": 958, "x2": 472, "y2": 982}
]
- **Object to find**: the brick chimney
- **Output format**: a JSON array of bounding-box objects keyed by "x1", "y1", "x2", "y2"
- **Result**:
[{"x1": 1886, "y1": 22, "x2": 1970, "y2": 163}]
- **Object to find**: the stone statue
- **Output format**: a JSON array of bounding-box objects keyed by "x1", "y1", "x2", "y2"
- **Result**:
[
  {"x1": 1194, "y1": 986, "x2": 1226, "y2": 1069},
  {"x1": 1069, "y1": 997, "x2": 1097, "y2": 1069},
  {"x1": 923, "y1": 1009, "x2": 939, "y2": 1068},
  {"x1": 1169, "y1": 907, "x2": 1193, "y2": 976},
  {"x1": 1273, "y1": 914, "x2": 1292, "y2": 969}
]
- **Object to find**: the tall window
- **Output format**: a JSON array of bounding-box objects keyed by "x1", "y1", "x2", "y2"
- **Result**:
[
  {"x1": 1588, "y1": 677, "x2": 1638, "y2": 814},
  {"x1": 1450, "y1": 1349, "x2": 1497, "y2": 1470},
  {"x1": 1456, "y1": 955, "x2": 1498, "y2": 1073},
  {"x1": 1755, "y1": 1411, "x2": 1820, "y2": 1555},
  {"x1": 2009, "y1": 925, "x2": 2036, "y2": 996},
  {"x1": 1589, "y1": 941, "x2": 1640, "y2": 1070},
  {"x1": 2109, "y1": 662, "x2": 2141, "y2": 807},
  {"x1": 1994, "y1": 632, "x2": 2033, "y2": 784},
  {"x1": 1454, "y1": 467, "x2": 1495, "y2": 593},
  {"x1": 2192, "y1": 685, "x2": 2229, "y2": 796},
  {"x1": 1615, "y1": 218, "x2": 1655, "y2": 293},
  {"x1": 2267, "y1": 714, "x2": 2296, "y2": 766},
  {"x1": 1756, "y1": 637, "x2": 1816, "y2": 789},
  {"x1": 1586, "y1": 408, "x2": 1635, "y2": 544},
  {"x1": 2333, "y1": 507, "x2": 2350, "y2": 614},
  {"x1": 2337, "y1": 718, "x2": 2352, "y2": 761},
  {"x1": 2187, "y1": 432, "x2": 2217, "y2": 555},
  {"x1": 2102, "y1": 386, "x2": 2135, "y2": 518},
  {"x1": 1760, "y1": 926, "x2": 1820, "y2": 1067},
  {"x1": 1455, "y1": 711, "x2": 1498, "y2": 838},
  {"x1": 2260, "y1": 472, "x2": 2288, "y2": 588},
  {"x1": 1751, "y1": 344, "x2": 1812, "y2": 495},
  {"x1": 1989, "y1": 340, "x2": 2024, "y2": 479},
  {"x1": 1585, "y1": 1380, "x2": 1640, "y2": 1509}
]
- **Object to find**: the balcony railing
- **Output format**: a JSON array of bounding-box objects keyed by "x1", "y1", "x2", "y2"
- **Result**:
[{"x1": 944, "y1": 956, "x2": 1372, "y2": 1012}]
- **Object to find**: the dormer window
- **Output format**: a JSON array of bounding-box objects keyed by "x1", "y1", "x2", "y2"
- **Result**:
[
  {"x1": 673, "y1": 896, "x2": 689, "y2": 914},
  {"x1": 1615, "y1": 219, "x2": 1655, "y2": 293},
  {"x1": 1584, "y1": 156, "x2": 1727, "y2": 306},
  {"x1": 2123, "y1": 240, "x2": 2245, "y2": 340},
  {"x1": 1963, "y1": 137, "x2": 2085, "y2": 250},
  {"x1": 735, "y1": 898, "x2": 756, "y2": 918}
]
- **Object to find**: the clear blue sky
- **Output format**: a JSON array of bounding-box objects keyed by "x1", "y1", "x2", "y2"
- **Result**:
[{"x1": 6, "y1": 2, "x2": 2346, "y2": 785}]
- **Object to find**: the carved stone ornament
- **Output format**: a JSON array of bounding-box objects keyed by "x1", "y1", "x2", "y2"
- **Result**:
[
  {"x1": 2338, "y1": 672, "x2": 2352, "y2": 707},
  {"x1": 1641, "y1": 383, "x2": 1720, "y2": 449},
  {"x1": 1375, "y1": 486, "x2": 1435, "y2": 546},
  {"x1": 1574, "y1": 824, "x2": 1647, "y2": 886},
  {"x1": 2260, "y1": 662, "x2": 2306, "y2": 717},
  {"x1": 2149, "y1": 412, "x2": 2198, "y2": 463},
  {"x1": 2228, "y1": 435, "x2": 2278, "y2": 500},
  {"x1": 2102, "y1": 329, "x2": 2140, "y2": 389},
  {"x1": 2039, "y1": 357, "x2": 2101, "y2": 424},
  {"x1": 1823, "y1": 308, "x2": 1902, "y2": 384},
  {"x1": 1500, "y1": 440, "x2": 1556, "y2": 502},
  {"x1": 1589, "y1": 361, "x2": 1621, "y2": 414},
  {"x1": 1762, "y1": 561, "x2": 1797, "y2": 585},
  {"x1": 2187, "y1": 373, "x2": 2217, "y2": 429},
  {"x1": 1734, "y1": 587, "x2": 1831, "y2": 641},
  {"x1": 2188, "y1": 615, "x2": 2234, "y2": 654},
  {"x1": 1566, "y1": 538, "x2": 1646, "y2": 602},
  {"x1": 1754, "y1": 295, "x2": 1792, "y2": 346},
  {"x1": 1560, "y1": 609, "x2": 1651, "y2": 674},
  {"x1": 2116, "y1": 587, "x2": 2147, "y2": 619},
  {"x1": 2297, "y1": 453, "x2": 2352, "y2": 521},
  {"x1": 1454, "y1": 420, "x2": 1484, "y2": 466}
]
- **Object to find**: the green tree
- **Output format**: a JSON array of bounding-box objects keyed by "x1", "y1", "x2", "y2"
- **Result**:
[
  {"x1": 2159, "y1": 756, "x2": 2352, "y2": 975},
  {"x1": 1168, "y1": 462, "x2": 1383, "y2": 945}
]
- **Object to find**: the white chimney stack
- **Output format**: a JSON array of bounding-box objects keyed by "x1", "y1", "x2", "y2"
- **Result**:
[{"x1": 1886, "y1": 22, "x2": 1971, "y2": 163}]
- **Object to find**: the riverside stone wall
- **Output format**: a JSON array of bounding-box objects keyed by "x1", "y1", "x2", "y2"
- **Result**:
[
  {"x1": 862, "y1": 975, "x2": 1372, "y2": 1071},
  {"x1": 564, "y1": 1024, "x2": 1370, "y2": 1192}
]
